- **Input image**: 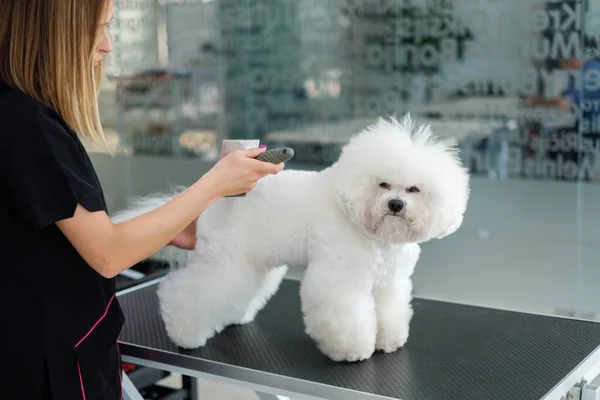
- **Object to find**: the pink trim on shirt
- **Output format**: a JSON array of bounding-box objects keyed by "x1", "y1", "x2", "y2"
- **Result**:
[
  {"x1": 77, "y1": 361, "x2": 86, "y2": 400},
  {"x1": 75, "y1": 347, "x2": 122, "y2": 400},
  {"x1": 74, "y1": 294, "x2": 117, "y2": 399},
  {"x1": 74, "y1": 294, "x2": 115, "y2": 349}
]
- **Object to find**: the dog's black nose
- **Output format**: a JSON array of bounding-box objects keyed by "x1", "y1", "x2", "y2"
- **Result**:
[{"x1": 388, "y1": 199, "x2": 404, "y2": 213}]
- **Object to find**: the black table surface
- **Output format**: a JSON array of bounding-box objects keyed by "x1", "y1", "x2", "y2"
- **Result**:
[{"x1": 117, "y1": 278, "x2": 600, "y2": 400}]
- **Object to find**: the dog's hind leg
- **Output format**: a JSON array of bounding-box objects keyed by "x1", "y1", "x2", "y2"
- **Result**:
[
  {"x1": 238, "y1": 265, "x2": 288, "y2": 324},
  {"x1": 156, "y1": 257, "x2": 265, "y2": 349}
]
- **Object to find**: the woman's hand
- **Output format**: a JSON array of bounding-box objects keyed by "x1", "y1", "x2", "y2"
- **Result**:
[{"x1": 204, "y1": 146, "x2": 284, "y2": 197}]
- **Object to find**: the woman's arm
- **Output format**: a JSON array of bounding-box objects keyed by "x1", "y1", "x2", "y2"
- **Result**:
[
  {"x1": 168, "y1": 218, "x2": 198, "y2": 250},
  {"x1": 56, "y1": 148, "x2": 283, "y2": 278}
]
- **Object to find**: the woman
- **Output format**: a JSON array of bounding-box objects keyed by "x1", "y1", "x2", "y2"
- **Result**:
[{"x1": 0, "y1": 0, "x2": 283, "y2": 399}]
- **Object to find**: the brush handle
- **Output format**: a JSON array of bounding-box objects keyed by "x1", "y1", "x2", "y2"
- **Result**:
[
  {"x1": 255, "y1": 147, "x2": 295, "y2": 164},
  {"x1": 225, "y1": 147, "x2": 295, "y2": 197}
]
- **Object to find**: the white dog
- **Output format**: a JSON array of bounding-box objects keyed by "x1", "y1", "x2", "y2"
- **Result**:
[{"x1": 112, "y1": 115, "x2": 470, "y2": 362}]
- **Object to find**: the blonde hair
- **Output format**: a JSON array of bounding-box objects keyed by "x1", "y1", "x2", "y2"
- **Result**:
[{"x1": 0, "y1": 0, "x2": 108, "y2": 146}]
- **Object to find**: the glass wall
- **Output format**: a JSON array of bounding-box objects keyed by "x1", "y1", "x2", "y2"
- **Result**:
[{"x1": 96, "y1": 0, "x2": 600, "y2": 321}]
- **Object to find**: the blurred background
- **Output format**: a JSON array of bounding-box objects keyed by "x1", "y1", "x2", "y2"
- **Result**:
[{"x1": 96, "y1": 0, "x2": 600, "y2": 337}]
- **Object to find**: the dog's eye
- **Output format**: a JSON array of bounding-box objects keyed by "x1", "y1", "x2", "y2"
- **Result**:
[
  {"x1": 407, "y1": 186, "x2": 420, "y2": 193},
  {"x1": 379, "y1": 182, "x2": 391, "y2": 190}
]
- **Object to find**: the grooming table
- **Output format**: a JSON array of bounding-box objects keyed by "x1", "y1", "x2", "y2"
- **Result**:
[{"x1": 117, "y1": 277, "x2": 600, "y2": 400}]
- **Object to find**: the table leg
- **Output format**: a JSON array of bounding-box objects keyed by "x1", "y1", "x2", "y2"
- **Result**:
[
  {"x1": 122, "y1": 372, "x2": 144, "y2": 400},
  {"x1": 255, "y1": 391, "x2": 285, "y2": 400},
  {"x1": 182, "y1": 375, "x2": 199, "y2": 400}
]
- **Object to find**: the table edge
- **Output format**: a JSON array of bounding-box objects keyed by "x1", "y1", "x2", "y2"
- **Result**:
[{"x1": 119, "y1": 342, "x2": 397, "y2": 400}]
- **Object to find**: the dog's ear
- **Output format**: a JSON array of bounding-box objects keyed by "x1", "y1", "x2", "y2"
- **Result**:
[
  {"x1": 429, "y1": 183, "x2": 469, "y2": 240},
  {"x1": 432, "y1": 162, "x2": 470, "y2": 240},
  {"x1": 434, "y1": 214, "x2": 464, "y2": 239}
]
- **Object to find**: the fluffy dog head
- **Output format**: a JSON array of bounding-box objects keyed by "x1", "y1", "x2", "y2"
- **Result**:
[{"x1": 333, "y1": 114, "x2": 470, "y2": 244}]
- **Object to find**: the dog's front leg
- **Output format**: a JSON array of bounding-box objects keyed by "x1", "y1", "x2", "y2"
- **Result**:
[
  {"x1": 373, "y1": 278, "x2": 413, "y2": 353},
  {"x1": 373, "y1": 243, "x2": 420, "y2": 353},
  {"x1": 300, "y1": 257, "x2": 377, "y2": 362}
]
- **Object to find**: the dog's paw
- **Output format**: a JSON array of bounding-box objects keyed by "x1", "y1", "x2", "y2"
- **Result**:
[
  {"x1": 375, "y1": 325, "x2": 409, "y2": 353},
  {"x1": 316, "y1": 336, "x2": 375, "y2": 362},
  {"x1": 164, "y1": 322, "x2": 218, "y2": 349},
  {"x1": 327, "y1": 347, "x2": 375, "y2": 363},
  {"x1": 170, "y1": 333, "x2": 209, "y2": 349},
  {"x1": 237, "y1": 312, "x2": 256, "y2": 325}
]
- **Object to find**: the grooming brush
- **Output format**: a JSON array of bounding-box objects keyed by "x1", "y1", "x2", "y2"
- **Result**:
[
  {"x1": 256, "y1": 147, "x2": 294, "y2": 164},
  {"x1": 225, "y1": 147, "x2": 295, "y2": 197}
]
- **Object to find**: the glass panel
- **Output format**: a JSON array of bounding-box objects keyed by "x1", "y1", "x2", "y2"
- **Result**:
[
  {"x1": 578, "y1": 0, "x2": 600, "y2": 320},
  {"x1": 98, "y1": 0, "x2": 599, "y2": 321}
]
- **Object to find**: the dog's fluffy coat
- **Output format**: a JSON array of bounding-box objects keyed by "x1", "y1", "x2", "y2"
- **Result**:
[{"x1": 112, "y1": 115, "x2": 470, "y2": 362}]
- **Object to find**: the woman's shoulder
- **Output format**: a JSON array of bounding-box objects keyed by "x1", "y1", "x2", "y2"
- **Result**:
[
  {"x1": 0, "y1": 83, "x2": 78, "y2": 149},
  {"x1": 0, "y1": 84, "x2": 107, "y2": 228}
]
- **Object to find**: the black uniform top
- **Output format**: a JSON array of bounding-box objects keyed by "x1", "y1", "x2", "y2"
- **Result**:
[{"x1": 0, "y1": 83, "x2": 125, "y2": 399}]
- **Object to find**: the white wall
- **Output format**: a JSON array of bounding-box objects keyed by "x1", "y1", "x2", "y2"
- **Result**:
[{"x1": 414, "y1": 177, "x2": 600, "y2": 320}]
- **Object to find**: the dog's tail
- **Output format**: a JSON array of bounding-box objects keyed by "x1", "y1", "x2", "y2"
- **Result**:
[
  {"x1": 110, "y1": 185, "x2": 193, "y2": 268},
  {"x1": 111, "y1": 185, "x2": 186, "y2": 223}
]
